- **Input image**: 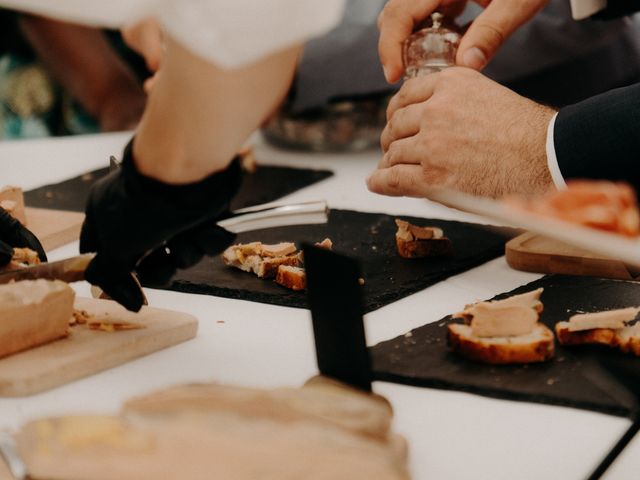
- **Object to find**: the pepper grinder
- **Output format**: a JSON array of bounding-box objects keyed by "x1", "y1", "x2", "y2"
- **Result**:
[{"x1": 403, "y1": 12, "x2": 461, "y2": 79}]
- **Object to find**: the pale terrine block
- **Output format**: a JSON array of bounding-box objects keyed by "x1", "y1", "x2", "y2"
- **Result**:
[{"x1": 0, "y1": 279, "x2": 75, "y2": 358}]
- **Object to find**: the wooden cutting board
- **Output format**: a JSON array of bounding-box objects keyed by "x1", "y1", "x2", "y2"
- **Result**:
[
  {"x1": 25, "y1": 207, "x2": 84, "y2": 252},
  {"x1": 505, "y1": 232, "x2": 640, "y2": 280},
  {"x1": 0, "y1": 297, "x2": 198, "y2": 397}
]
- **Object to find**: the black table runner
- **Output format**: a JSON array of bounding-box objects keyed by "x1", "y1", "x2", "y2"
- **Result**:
[
  {"x1": 371, "y1": 275, "x2": 640, "y2": 417},
  {"x1": 168, "y1": 209, "x2": 516, "y2": 313},
  {"x1": 24, "y1": 165, "x2": 333, "y2": 212}
]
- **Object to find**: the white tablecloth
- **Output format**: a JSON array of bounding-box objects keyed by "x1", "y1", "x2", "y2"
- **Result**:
[{"x1": 0, "y1": 132, "x2": 637, "y2": 480}]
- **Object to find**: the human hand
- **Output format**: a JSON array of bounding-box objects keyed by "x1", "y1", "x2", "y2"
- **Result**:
[
  {"x1": 79, "y1": 140, "x2": 241, "y2": 311},
  {"x1": 367, "y1": 67, "x2": 554, "y2": 198},
  {"x1": 0, "y1": 206, "x2": 47, "y2": 267},
  {"x1": 378, "y1": 0, "x2": 550, "y2": 83}
]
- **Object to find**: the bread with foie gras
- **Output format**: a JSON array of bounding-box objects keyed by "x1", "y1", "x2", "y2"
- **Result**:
[
  {"x1": 16, "y1": 376, "x2": 409, "y2": 480},
  {"x1": 447, "y1": 288, "x2": 554, "y2": 364},
  {"x1": 222, "y1": 241, "x2": 301, "y2": 278},
  {"x1": 0, "y1": 279, "x2": 74, "y2": 358},
  {"x1": 555, "y1": 307, "x2": 640, "y2": 356},
  {"x1": 395, "y1": 219, "x2": 452, "y2": 258}
]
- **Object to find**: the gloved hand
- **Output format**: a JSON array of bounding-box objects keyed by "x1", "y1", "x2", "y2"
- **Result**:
[
  {"x1": 80, "y1": 140, "x2": 242, "y2": 312},
  {"x1": 0, "y1": 206, "x2": 47, "y2": 266}
]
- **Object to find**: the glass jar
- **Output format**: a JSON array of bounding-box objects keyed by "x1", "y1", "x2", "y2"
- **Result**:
[{"x1": 403, "y1": 12, "x2": 461, "y2": 79}]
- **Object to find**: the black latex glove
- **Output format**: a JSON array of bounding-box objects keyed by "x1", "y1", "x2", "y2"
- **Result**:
[
  {"x1": 80, "y1": 139, "x2": 242, "y2": 312},
  {"x1": 0, "y1": 206, "x2": 47, "y2": 266}
]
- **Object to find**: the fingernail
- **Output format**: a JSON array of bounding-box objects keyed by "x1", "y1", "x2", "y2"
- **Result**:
[
  {"x1": 382, "y1": 65, "x2": 391, "y2": 83},
  {"x1": 462, "y1": 47, "x2": 487, "y2": 70}
]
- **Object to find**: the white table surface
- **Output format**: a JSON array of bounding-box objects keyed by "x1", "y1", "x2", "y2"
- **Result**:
[{"x1": 0, "y1": 132, "x2": 638, "y2": 480}]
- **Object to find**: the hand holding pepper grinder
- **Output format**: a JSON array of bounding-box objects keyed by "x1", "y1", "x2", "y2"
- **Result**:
[{"x1": 403, "y1": 12, "x2": 461, "y2": 79}]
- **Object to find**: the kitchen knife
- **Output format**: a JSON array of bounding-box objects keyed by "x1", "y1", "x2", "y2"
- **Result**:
[
  {"x1": 424, "y1": 187, "x2": 640, "y2": 267},
  {"x1": 0, "y1": 201, "x2": 329, "y2": 286},
  {"x1": 0, "y1": 431, "x2": 26, "y2": 480},
  {"x1": 303, "y1": 245, "x2": 372, "y2": 392}
]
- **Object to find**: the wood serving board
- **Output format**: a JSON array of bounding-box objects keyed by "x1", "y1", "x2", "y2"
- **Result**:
[
  {"x1": 505, "y1": 232, "x2": 640, "y2": 280},
  {"x1": 25, "y1": 207, "x2": 84, "y2": 252},
  {"x1": 0, "y1": 297, "x2": 197, "y2": 397}
]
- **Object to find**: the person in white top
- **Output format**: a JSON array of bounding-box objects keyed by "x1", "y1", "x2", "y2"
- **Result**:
[
  {"x1": 0, "y1": 0, "x2": 346, "y2": 310},
  {"x1": 367, "y1": 0, "x2": 640, "y2": 199}
]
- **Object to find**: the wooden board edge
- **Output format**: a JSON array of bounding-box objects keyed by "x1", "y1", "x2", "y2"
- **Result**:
[
  {"x1": 0, "y1": 321, "x2": 198, "y2": 397},
  {"x1": 506, "y1": 233, "x2": 634, "y2": 280}
]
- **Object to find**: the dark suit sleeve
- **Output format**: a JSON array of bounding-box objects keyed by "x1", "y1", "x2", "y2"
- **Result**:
[
  {"x1": 553, "y1": 82, "x2": 640, "y2": 192},
  {"x1": 592, "y1": 0, "x2": 640, "y2": 19}
]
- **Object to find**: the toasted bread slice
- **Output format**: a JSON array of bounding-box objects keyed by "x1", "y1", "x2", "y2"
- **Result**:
[
  {"x1": 555, "y1": 321, "x2": 617, "y2": 347},
  {"x1": 395, "y1": 219, "x2": 452, "y2": 258},
  {"x1": 555, "y1": 322, "x2": 640, "y2": 356},
  {"x1": 447, "y1": 323, "x2": 554, "y2": 364},
  {"x1": 275, "y1": 265, "x2": 306, "y2": 291},
  {"x1": 222, "y1": 242, "x2": 301, "y2": 279}
]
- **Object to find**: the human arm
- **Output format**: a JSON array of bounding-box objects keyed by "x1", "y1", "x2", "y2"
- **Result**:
[
  {"x1": 552, "y1": 83, "x2": 640, "y2": 193},
  {"x1": 18, "y1": 15, "x2": 145, "y2": 131}
]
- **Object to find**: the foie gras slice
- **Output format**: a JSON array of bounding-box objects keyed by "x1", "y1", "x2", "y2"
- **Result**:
[
  {"x1": 454, "y1": 288, "x2": 544, "y2": 338},
  {"x1": 0, "y1": 279, "x2": 75, "y2": 358},
  {"x1": 259, "y1": 242, "x2": 297, "y2": 257},
  {"x1": 566, "y1": 307, "x2": 640, "y2": 332}
]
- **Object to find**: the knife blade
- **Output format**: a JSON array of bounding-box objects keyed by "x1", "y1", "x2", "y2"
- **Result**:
[
  {"x1": 0, "y1": 201, "x2": 329, "y2": 286},
  {"x1": 0, "y1": 253, "x2": 94, "y2": 285},
  {"x1": 0, "y1": 431, "x2": 27, "y2": 480},
  {"x1": 424, "y1": 187, "x2": 640, "y2": 267},
  {"x1": 303, "y1": 244, "x2": 372, "y2": 392}
]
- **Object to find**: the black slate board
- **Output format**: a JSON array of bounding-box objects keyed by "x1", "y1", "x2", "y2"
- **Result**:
[
  {"x1": 371, "y1": 275, "x2": 640, "y2": 417},
  {"x1": 23, "y1": 165, "x2": 333, "y2": 212},
  {"x1": 167, "y1": 209, "x2": 517, "y2": 313}
]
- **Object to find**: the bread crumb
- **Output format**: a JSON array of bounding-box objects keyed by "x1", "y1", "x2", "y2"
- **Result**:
[
  {"x1": 70, "y1": 309, "x2": 92, "y2": 326},
  {"x1": 87, "y1": 321, "x2": 145, "y2": 332}
]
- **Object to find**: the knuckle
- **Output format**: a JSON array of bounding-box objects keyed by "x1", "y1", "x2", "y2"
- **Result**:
[{"x1": 475, "y1": 22, "x2": 506, "y2": 49}]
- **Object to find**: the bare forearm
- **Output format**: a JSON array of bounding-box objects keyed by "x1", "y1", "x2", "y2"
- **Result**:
[
  {"x1": 19, "y1": 15, "x2": 142, "y2": 120},
  {"x1": 133, "y1": 36, "x2": 300, "y2": 184}
]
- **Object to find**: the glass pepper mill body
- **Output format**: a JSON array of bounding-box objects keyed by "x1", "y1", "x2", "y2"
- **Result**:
[{"x1": 403, "y1": 12, "x2": 461, "y2": 79}]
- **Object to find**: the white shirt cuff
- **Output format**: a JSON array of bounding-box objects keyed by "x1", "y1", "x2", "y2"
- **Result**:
[
  {"x1": 546, "y1": 112, "x2": 567, "y2": 190},
  {"x1": 570, "y1": 0, "x2": 607, "y2": 20}
]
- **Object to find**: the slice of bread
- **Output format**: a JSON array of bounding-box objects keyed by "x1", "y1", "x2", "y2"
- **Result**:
[
  {"x1": 555, "y1": 322, "x2": 640, "y2": 356},
  {"x1": 275, "y1": 265, "x2": 306, "y2": 291},
  {"x1": 447, "y1": 323, "x2": 555, "y2": 364},
  {"x1": 395, "y1": 219, "x2": 452, "y2": 258},
  {"x1": 222, "y1": 242, "x2": 301, "y2": 279}
]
